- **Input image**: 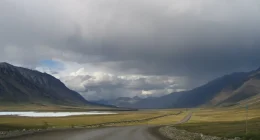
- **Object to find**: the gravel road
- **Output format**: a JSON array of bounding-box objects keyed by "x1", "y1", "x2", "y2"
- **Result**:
[
  {"x1": 3, "y1": 112, "x2": 191, "y2": 140},
  {"x1": 5, "y1": 126, "x2": 166, "y2": 140}
]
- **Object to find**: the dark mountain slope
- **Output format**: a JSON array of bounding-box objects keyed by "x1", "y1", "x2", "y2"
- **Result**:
[
  {"x1": 0, "y1": 62, "x2": 89, "y2": 106},
  {"x1": 172, "y1": 72, "x2": 249, "y2": 108},
  {"x1": 214, "y1": 73, "x2": 260, "y2": 106}
]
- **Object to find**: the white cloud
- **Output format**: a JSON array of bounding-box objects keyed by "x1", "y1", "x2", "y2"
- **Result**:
[{"x1": 39, "y1": 61, "x2": 186, "y2": 100}]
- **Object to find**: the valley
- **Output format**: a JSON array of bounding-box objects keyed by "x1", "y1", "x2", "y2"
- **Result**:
[
  {"x1": 0, "y1": 107, "x2": 259, "y2": 140},
  {"x1": 0, "y1": 63, "x2": 260, "y2": 140}
]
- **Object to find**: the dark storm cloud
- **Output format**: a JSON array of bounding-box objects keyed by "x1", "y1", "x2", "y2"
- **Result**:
[
  {"x1": 1, "y1": 0, "x2": 260, "y2": 92},
  {"x1": 59, "y1": 0, "x2": 260, "y2": 81}
]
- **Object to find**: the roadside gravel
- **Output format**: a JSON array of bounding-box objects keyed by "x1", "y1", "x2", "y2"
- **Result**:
[{"x1": 159, "y1": 126, "x2": 241, "y2": 140}]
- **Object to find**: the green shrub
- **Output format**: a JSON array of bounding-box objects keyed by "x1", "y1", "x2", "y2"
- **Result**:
[
  {"x1": 42, "y1": 121, "x2": 49, "y2": 129},
  {"x1": 242, "y1": 133, "x2": 260, "y2": 140}
]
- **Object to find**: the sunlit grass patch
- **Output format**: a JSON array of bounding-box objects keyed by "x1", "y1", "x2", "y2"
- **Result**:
[{"x1": 175, "y1": 108, "x2": 260, "y2": 139}]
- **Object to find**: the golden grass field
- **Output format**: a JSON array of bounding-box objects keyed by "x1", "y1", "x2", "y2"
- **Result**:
[
  {"x1": 175, "y1": 108, "x2": 260, "y2": 139},
  {"x1": 0, "y1": 109, "x2": 182, "y2": 131},
  {"x1": 190, "y1": 108, "x2": 260, "y2": 122}
]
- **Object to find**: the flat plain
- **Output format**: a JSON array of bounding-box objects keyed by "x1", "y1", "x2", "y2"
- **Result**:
[{"x1": 1, "y1": 105, "x2": 260, "y2": 139}]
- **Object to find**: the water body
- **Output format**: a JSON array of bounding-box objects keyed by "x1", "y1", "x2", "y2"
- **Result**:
[{"x1": 0, "y1": 111, "x2": 117, "y2": 117}]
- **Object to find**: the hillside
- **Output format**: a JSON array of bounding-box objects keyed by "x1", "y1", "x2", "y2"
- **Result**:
[
  {"x1": 102, "y1": 68, "x2": 260, "y2": 109},
  {"x1": 230, "y1": 94, "x2": 260, "y2": 109},
  {"x1": 0, "y1": 62, "x2": 92, "y2": 106}
]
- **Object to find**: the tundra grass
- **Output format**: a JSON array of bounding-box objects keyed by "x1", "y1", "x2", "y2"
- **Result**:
[
  {"x1": 148, "y1": 110, "x2": 188, "y2": 125},
  {"x1": 0, "y1": 104, "x2": 113, "y2": 112},
  {"x1": 0, "y1": 110, "x2": 181, "y2": 131},
  {"x1": 175, "y1": 108, "x2": 260, "y2": 139}
]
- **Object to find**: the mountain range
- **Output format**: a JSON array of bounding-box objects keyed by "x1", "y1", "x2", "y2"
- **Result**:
[
  {"x1": 1, "y1": 62, "x2": 260, "y2": 109},
  {"x1": 96, "y1": 68, "x2": 260, "y2": 109}
]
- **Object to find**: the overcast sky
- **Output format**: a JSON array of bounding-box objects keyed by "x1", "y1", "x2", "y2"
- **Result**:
[{"x1": 1, "y1": 0, "x2": 260, "y2": 100}]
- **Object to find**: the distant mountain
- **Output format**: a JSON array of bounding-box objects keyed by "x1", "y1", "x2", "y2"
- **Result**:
[
  {"x1": 110, "y1": 68, "x2": 260, "y2": 109},
  {"x1": 94, "y1": 96, "x2": 143, "y2": 107},
  {"x1": 0, "y1": 62, "x2": 94, "y2": 106}
]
